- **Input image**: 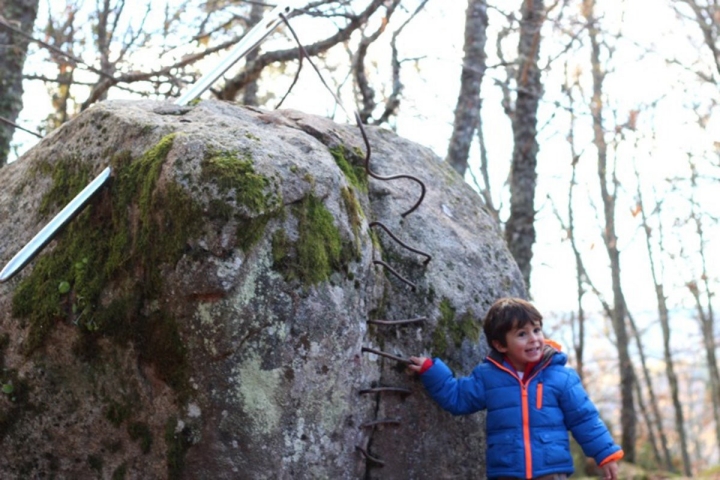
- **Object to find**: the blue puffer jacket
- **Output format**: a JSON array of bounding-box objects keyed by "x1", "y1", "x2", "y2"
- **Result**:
[{"x1": 420, "y1": 342, "x2": 622, "y2": 479}]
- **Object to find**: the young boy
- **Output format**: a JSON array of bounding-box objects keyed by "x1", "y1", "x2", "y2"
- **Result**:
[{"x1": 409, "y1": 297, "x2": 623, "y2": 480}]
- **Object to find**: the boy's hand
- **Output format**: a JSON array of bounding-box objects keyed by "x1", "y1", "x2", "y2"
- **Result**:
[
  {"x1": 408, "y1": 356, "x2": 431, "y2": 374},
  {"x1": 600, "y1": 461, "x2": 618, "y2": 480}
]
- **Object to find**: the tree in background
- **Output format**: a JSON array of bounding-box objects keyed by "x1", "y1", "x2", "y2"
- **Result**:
[
  {"x1": 446, "y1": 0, "x2": 488, "y2": 177},
  {"x1": 582, "y1": 0, "x2": 635, "y2": 461},
  {"x1": 673, "y1": 0, "x2": 720, "y2": 459},
  {"x1": 0, "y1": 0, "x2": 40, "y2": 167},
  {"x1": 240, "y1": 2, "x2": 266, "y2": 107},
  {"x1": 633, "y1": 152, "x2": 690, "y2": 475},
  {"x1": 504, "y1": 0, "x2": 545, "y2": 291},
  {"x1": 685, "y1": 157, "x2": 720, "y2": 460}
]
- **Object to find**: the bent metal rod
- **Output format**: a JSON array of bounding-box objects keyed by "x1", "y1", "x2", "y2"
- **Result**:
[{"x1": 0, "y1": 1, "x2": 298, "y2": 283}]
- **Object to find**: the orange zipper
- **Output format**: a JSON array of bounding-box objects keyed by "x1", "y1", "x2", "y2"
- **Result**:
[
  {"x1": 487, "y1": 357, "x2": 550, "y2": 479},
  {"x1": 521, "y1": 384, "x2": 532, "y2": 478}
]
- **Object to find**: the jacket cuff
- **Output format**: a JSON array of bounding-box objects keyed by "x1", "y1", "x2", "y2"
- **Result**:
[
  {"x1": 599, "y1": 449, "x2": 624, "y2": 466},
  {"x1": 419, "y1": 358, "x2": 433, "y2": 374}
]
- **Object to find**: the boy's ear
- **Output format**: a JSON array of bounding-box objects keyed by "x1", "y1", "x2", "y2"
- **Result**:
[{"x1": 492, "y1": 340, "x2": 508, "y2": 353}]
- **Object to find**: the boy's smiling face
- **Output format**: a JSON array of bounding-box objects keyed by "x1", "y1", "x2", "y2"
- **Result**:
[{"x1": 492, "y1": 320, "x2": 545, "y2": 372}]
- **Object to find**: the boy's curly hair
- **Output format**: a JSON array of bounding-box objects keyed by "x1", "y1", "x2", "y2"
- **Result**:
[{"x1": 483, "y1": 297, "x2": 543, "y2": 351}]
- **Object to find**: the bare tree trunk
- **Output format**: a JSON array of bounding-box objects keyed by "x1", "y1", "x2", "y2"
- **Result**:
[
  {"x1": 241, "y1": 2, "x2": 265, "y2": 106},
  {"x1": 633, "y1": 159, "x2": 688, "y2": 474},
  {"x1": 633, "y1": 366, "x2": 663, "y2": 469},
  {"x1": 583, "y1": 0, "x2": 635, "y2": 461},
  {"x1": 445, "y1": 0, "x2": 488, "y2": 177},
  {"x1": 559, "y1": 63, "x2": 585, "y2": 382},
  {"x1": 568, "y1": 157, "x2": 586, "y2": 384},
  {"x1": 504, "y1": 0, "x2": 545, "y2": 291},
  {"x1": 0, "y1": 0, "x2": 40, "y2": 166},
  {"x1": 96, "y1": 0, "x2": 116, "y2": 80},
  {"x1": 469, "y1": 104, "x2": 500, "y2": 222},
  {"x1": 353, "y1": 0, "x2": 400, "y2": 122},
  {"x1": 628, "y1": 310, "x2": 673, "y2": 472},
  {"x1": 686, "y1": 159, "x2": 720, "y2": 458}
]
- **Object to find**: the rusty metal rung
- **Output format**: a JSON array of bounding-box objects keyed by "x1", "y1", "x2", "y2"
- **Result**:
[
  {"x1": 359, "y1": 418, "x2": 401, "y2": 429},
  {"x1": 369, "y1": 221, "x2": 432, "y2": 265},
  {"x1": 361, "y1": 347, "x2": 412, "y2": 365},
  {"x1": 356, "y1": 444, "x2": 385, "y2": 466},
  {"x1": 359, "y1": 387, "x2": 412, "y2": 396},
  {"x1": 368, "y1": 317, "x2": 426, "y2": 326},
  {"x1": 373, "y1": 260, "x2": 416, "y2": 290},
  {"x1": 355, "y1": 112, "x2": 426, "y2": 218}
]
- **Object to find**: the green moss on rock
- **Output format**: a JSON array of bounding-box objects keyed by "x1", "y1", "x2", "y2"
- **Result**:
[
  {"x1": 207, "y1": 199, "x2": 234, "y2": 222},
  {"x1": 201, "y1": 150, "x2": 278, "y2": 213},
  {"x1": 271, "y1": 194, "x2": 357, "y2": 286},
  {"x1": 330, "y1": 146, "x2": 368, "y2": 192},
  {"x1": 136, "y1": 310, "x2": 189, "y2": 393},
  {"x1": 165, "y1": 416, "x2": 192, "y2": 480},
  {"x1": 105, "y1": 400, "x2": 132, "y2": 427},
  {"x1": 432, "y1": 298, "x2": 481, "y2": 356},
  {"x1": 36, "y1": 156, "x2": 91, "y2": 217},
  {"x1": 237, "y1": 213, "x2": 274, "y2": 254},
  {"x1": 87, "y1": 454, "x2": 103, "y2": 472},
  {"x1": 271, "y1": 229, "x2": 291, "y2": 269},
  {"x1": 128, "y1": 421, "x2": 153, "y2": 454},
  {"x1": 296, "y1": 195, "x2": 340, "y2": 283},
  {"x1": 200, "y1": 150, "x2": 282, "y2": 253},
  {"x1": 112, "y1": 462, "x2": 127, "y2": 480},
  {"x1": 341, "y1": 186, "x2": 364, "y2": 255},
  {"x1": 0, "y1": 334, "x2": 31, "y2": 441},
  {"x1": 11, "y1": 133, "x2": 199, "y2": 398}
]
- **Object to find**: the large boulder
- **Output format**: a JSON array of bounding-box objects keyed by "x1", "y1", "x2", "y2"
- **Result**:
[{"x1": 0, "y1": 99, "x2": 525, "y2": 479}]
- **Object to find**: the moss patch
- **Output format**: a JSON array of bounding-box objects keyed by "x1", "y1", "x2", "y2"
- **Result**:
[
  {"x1": 237, "y1": 213, "x2": 275, "y2": 254},
  {"x1": 330, "y1": 146, "x2": 368, "y2": 192},
  {"x1": 165, "y1": 416, "x2": 192, "y2": 480},
  {"x1": 271, "y1": 194, "x2": 356, "y2": 286},
  {"x1": 105, "y1": 400, "x2": 132, "y2": 427},
  {"x1": 432, "y1": 298, "x2": 481, "y2": 356},
  {"x1": 200, "y1": 150, "x2": 282, "y2": 253},
  {"x1": 341, "y1": 186, "x2": 364, "y2": 255},
  {"x1": 271, "y1": 229, "x2": 291, "y2": 270},
  {"x1": 12, "y1": 133, "x2": 199, "y2": 398},
  {"x1": 112, "y1": 462, "x2": 127, "y2": 480},
  {"x1": 200, "y1": 149, "x2": 279, "y2": 213},
  {"x1": 35, "y1": 156, "x2": 91, "y2": 217},
  {"x1": 87, "y1": 454, "x2": 103, "y2": 472},
  {"x1": 457, "y1": 310, "x2": 482, "y2": 344},
  {"x1": 207, "y1": 199, "x2": 234, "y2": 222},
  {"x1": 0, "y1": 334, "x2": 31, "y2": 441},
  {"x1": 284, "y1": 195, "x2": 339, "y2": 284},
  {"x1": 134, "y1": 310, "x2": 189, "y2": 392},
  {"x1": 104, "y1": 393, "x2": 154, "y2": 454},
  {"x1": 128, "y1": 421, "x2": 153, "y2": 454}
]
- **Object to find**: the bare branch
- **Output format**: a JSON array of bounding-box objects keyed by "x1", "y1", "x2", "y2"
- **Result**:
[
  {"x1": 80, "y1": 35, "x2": 243, "y2": 110},
  {"x1": 218, "y1": 0, "x2": 389, "y2": 100},
  {"x1": 0, "y1": 14, "x2": 115, "y2": 80}
]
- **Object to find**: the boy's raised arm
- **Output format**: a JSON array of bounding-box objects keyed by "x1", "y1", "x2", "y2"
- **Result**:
[{"x1": 410, "y1": 357, "x2": 486, "y2": 415}]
